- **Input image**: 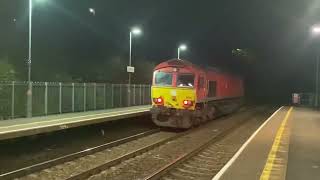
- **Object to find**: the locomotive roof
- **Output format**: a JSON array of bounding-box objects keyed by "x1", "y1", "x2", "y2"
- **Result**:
[
  {"x1": 155, "y1": 59, "x2": 221, "y2": 72},
  {"x1": 154, "y1": 59, "x2": 241, "y2": 78}
]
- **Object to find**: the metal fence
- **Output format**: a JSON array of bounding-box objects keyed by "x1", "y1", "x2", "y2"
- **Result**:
[{"x1": 0, "y1": 81, "x2": 151, "y2": 120}]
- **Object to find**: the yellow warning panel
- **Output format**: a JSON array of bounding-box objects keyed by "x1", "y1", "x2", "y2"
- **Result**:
[{"x1": 151, "y1": 86, "x2": 196, "y2": 110}]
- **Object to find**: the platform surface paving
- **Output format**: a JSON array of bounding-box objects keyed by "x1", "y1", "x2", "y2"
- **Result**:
[
  {"x1": 0, "y1": 105, "x2": 151, "y2": 141},
  {"x1": 214, "y1": 106, "x2": 320, "y2": 180},
  {"x1": 286, "y1": 107, "x2": 320, "y2": 180}
]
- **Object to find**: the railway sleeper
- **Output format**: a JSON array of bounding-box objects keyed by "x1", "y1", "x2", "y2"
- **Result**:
[
  {"x1": 182, "y1": 163, "x2": 214, "y2": 173},
  {"x1": 169, "y1": 170, "x2": 201, "y2": 180},
  {"x1": 175, "y1": 168, "x2": 213, "y2": 178},
  {"x1": 186, "y1": 160, "x2": 218, "y2": 169}
]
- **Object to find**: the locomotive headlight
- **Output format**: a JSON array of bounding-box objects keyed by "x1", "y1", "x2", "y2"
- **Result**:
[
  {"x1": 157, "y1": 98, "x2": 163, "y2": 103},
  {"x1": 183, "y1": 100, "x2": 193, "y2": 107},
  {"x1": 153, "y1": 97, "x2": 164, "y2": 105}
]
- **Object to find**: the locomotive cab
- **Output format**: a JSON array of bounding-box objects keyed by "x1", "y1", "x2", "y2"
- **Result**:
[
  {"x1": 152, "y1": 68, "x2": 196, "y2": 110},
  {"x1": 151, "y1": 59, "x2": 201, "y2": 128}
]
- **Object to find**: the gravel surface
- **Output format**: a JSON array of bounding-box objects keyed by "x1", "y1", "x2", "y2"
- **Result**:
[
  {"x1": 162, "y1": 110, "x2": 269, "y2": 180},
  {"x1": 87, "y1": 106, "x2": 274, "y2": 180},
  {"x1": 0, "y1": 115, "x2": 156, "y2": 174},
  {"x1": 6, "y1": 106, "x2": 276, "y2": 180},
  {"x1": 18, "y1": 131, "x2": 177, "y2": 180}
]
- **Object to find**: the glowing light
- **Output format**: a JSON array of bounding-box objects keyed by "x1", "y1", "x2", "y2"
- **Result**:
[
  {"x1": 89, "y1": 8, "x2": 96, "y2": 15},
  {"x1": 313, "y1": 26, "x2": 320, "y2": 34},
  {"x1": 179, "y1": 44, "x2": 187, "y2": 51},
  {"x1": 131, "y1": 27, "x2": 142, "y2": 35},
  {"x1": 183, "y1": 100, "x2": 193, "y2": 106},
  {"x1": 154, "y1": 97, "x2": 163, "y2": 104}
]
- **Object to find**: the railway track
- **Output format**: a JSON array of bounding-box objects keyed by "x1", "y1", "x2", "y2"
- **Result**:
[
  {"x1": 0, "y1": 129, "x2": 160, "y2": 180},
  {"x1": 86, "y1": 108, "x2": 269, "y2": 180},
  {"x1": 65, "y1": 129, "x2": 191, "y2": 180},
  {"x1": 5, "y1": 107, "x2": 269, "y2": 180},
  {"x1": 145, "y1": 113, "x2": 263, "y2": 180},
  {"x1": 143, "y1": 123, "x2": 241, "y2": 180},
  {"x1": 12, "y1": 127, "x2": 192, "y2": 180}
]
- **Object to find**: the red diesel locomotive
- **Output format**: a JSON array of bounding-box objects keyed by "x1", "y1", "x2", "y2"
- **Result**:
[{"x1": 151, "y1": 59, "x2": 244, "y2": 128}]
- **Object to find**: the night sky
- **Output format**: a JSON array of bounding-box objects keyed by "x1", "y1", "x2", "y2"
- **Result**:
[{"x1": 1, "y1": 0, "x2": 320, "y2": 103}]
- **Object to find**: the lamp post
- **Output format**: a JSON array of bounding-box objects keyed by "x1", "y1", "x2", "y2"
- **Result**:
[
  {"x1": 26, "y1": 0, "x2": 34, "y2": 117},
  {"x1": 311, "y1": 25, "x2": 320, "y2": 107},
  {"x1": 177, "y1": 44, "x2": 187, "y2": 59},
  {"x1": 27, "y1": 0, "x2": 46, "y2": 117},
  {"x1": 127, "y1": 27, "x2": 142, "y2": 106}
]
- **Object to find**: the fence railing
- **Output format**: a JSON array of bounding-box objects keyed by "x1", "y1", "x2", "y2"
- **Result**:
[
  {"x1": 292, "y1": 93, "x2": 315, "y2": 107},
  {"x1": 0, "y1": 81, "x2": 151, "y2": 120}
]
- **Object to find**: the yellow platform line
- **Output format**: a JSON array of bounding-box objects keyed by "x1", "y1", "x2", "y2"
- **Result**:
[{"x1": 260, "y1": 107, "x2": 293, "y2": 180}]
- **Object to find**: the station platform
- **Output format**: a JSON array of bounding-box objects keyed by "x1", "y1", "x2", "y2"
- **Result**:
[
  {"x1": 0, "y1": 105, "x2": 151, "y2": 141},
  {"x1": 213, "y1": 106, "x2": 320, "y2": 180}
]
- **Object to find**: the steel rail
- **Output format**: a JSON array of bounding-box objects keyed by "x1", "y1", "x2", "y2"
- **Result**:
[
  {"x1": 66, "y1": 128, "x2": 192, "y2": 180},
  {"x1": 0, "y1": 128, "x2": 160, "y2": 180},
  {"x1": 144, "y1": 118, "x2": 249, "y2": 180},
  {"x1": 66, "y1": 111, "x2": 251, "y2": 180}
]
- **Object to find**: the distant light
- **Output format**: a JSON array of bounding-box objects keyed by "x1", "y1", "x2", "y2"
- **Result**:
[
  {"x1": 236, "y1": 48, "x2": 241, "y2": 51},
  {"x1": 13, "y1": 18, "x2": 17, "y2": 22},
  {"x1": 179, "y1": 44, "x2": 187, "y2": 51},
  {"x1": 312, "y1": 26, "x2": 320, "y2": 34},
  {"x1": 131, "y1": 27, "x2": 142, "y2": 35},
  {"x1": 89, "y1": 8, "x2": 96, "y2": 15}
]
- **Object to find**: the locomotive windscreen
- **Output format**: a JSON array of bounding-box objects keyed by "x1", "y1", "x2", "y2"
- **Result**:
[
  {"x1": 177, "y1": 74, "x2": 194, "y2": 87},
  {"x1": 154, "y1": 71, "x2": 173, "y2": 86}
]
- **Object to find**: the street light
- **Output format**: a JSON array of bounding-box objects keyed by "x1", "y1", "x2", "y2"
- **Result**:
[
  {"x1": 177, "y1": 44, "x2": 187, "y2": 59},
  {"x1": 89, "y1": 8, "x2": 96, "y2": 15},
  {"x1": 27, "y1": 0, "x2": 46, "y2": 117},
  {"x1": 312, "y1": 27, "x2": 320, "y2": 34},
  {"x1": 128, "y1": 27, "x2": 142, "y2": 85},
  {"x1": 311, "y1": 25, "x2": 320, "y2": 107},
  {"x1": 131, "y1": 28, "x2": 142, "y2": 35},
  {"x1": 127, "y1": 27, "x2": 142, "y2": 106}
]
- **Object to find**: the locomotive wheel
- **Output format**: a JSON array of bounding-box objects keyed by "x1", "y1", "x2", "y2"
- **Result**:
[
  {"x1": 201, "y1": 114, "x2": 208, "y2": 123},
  {"x1": 208, "y1": 106, "x2": 216, "y2": 120},
  {"x1": 199, "y1": 109, "x2": 208, "y2": 123},
  {"x1": 192, "y1": 117, "x2": 201, "y2": 127}
]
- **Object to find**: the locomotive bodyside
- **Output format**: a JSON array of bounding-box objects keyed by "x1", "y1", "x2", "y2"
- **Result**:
[
  {"x1": 204, "y1": 70, "x2": 244, "y2": 114},
  {"x1": 151, "y1": 59, "x2": 244, "y2": 128}
]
